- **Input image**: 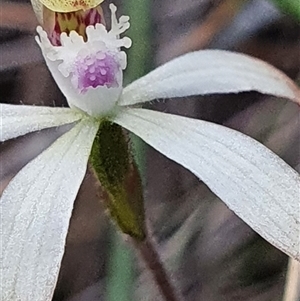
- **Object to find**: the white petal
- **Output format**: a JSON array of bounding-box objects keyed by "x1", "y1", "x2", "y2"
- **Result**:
[
  {"x1": 113, "y1": 108, "x2": 300, "y2": 260},
  {"x1": 0, "y1": 118, "x2": 99, "y2": 301},
  {"x1": 120, "y1": 50, "x2": 300, "y2": 106},
  {"x1": 0, "y1": 103, "x2": 83, "y2": 142}
]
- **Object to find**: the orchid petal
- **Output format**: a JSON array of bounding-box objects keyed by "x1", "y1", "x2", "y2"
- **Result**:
[
  {"x1": 0, "y1": 118, "x2": 99, "y2": 301},
  {"x1": 0, "y1": 103, "x2": 83, "y2": 142},
  {"x1": 113, "y1": 108, "x2": 300, "y2": 260},
  {"x1": 120, "y1": 50, "x2": 300, "y2": 106}
]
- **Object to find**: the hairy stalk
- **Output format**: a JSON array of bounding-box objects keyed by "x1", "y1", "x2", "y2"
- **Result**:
[{"x1": 133, "y1": 232, "x2": 182, "y2": 301}]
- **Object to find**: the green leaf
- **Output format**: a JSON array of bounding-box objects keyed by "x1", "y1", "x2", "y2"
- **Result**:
[
  {"x1": 270, "y1": 0, "x2": 300, "y2": 20},
  {"x1": 107, "y1": 229, "x2": 135, "y2": 301}
]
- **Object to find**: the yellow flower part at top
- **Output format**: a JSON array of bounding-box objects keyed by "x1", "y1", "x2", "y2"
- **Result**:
[
  {"x1": 31, "y1": 0, "x2": 105, "y2": 46},
  {"x1": 39, "y1": 0, "x2": 104, "y2": 12}
]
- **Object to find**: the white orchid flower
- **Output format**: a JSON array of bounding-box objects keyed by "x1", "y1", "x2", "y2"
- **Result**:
[{"x1": 1, "y1": 3, "x2": 300, "y2": 300}]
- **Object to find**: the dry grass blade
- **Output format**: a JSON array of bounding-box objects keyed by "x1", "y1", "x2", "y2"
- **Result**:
[
  {"x1": 158, "y1": 0, "x2": 245, "y2": 62},
  {"x1": 282, "y1": 258, "x2": 300, "y2": 301}
]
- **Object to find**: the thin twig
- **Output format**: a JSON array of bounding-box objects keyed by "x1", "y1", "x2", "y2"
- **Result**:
[
  {"x1": 157, "y1": 0, "x2": 245, "y2": 62},
  {"x1": 282, "y1": 258, "x2": 300, "y2": 301},
  {"x1": 133, "y1": 235, "x2": 182, "y2": 301}
]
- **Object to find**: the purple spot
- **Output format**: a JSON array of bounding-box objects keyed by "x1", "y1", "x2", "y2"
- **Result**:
[{"x1": 73, "y1": 51, "x2": 120, "y2": 92}]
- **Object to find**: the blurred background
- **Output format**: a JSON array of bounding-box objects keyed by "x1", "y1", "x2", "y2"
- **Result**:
[{"x1": 0, "y1": 0, "x2": 299, "y2": 300}]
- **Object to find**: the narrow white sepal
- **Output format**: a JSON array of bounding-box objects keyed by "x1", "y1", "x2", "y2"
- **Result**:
[
  {"x1": 0, "y1": 118, "x2": 99, "y2": 301},
  {"x1": 0, "y1": 104, "x2": 83, "y2": 142},
  {"x1": 113, "y1": 108, "x2": 300, "y2": 260},
  {"x1": 119, "y1": 50, "x2": 300, "y2": 106}
]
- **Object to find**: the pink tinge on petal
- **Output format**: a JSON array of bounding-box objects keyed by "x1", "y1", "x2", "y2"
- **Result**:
[{"x1": 73, "y1": 50, "x2": 120, "y2": 93}]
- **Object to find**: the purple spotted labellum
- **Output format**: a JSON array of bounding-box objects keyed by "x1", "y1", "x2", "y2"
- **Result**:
[
  {"x1": 73, "y1": 50, "x2": 120, "y2": 92},
  {"x1": 36, "y1": 4, "x2": 131, "y2": 116}
]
